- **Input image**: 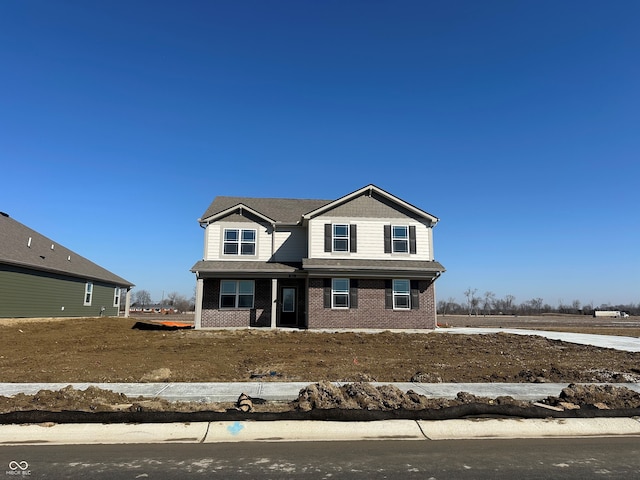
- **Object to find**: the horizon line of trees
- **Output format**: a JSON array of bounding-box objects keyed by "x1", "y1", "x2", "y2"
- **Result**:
[
  {"x1": 438, "y1": 288, "x2": 639, "y2": 316},
  {"x1": 129, "y1": 289, "x2": 195, "y2": 313}
]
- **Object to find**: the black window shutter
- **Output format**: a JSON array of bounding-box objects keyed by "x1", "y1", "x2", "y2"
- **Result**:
[
  {"x1": 324, "y1": 224, "x2": 332, "y2": 252},
  {"x1": 409, "y1": 226, "x2": 417, "y2": 254},
  {"x1": 384, "y1": 225, "x2": 391, "y2": 253},
  {"x1": 350, "y1": 279, "x2": 358, "y2": 308},
  {"x1": 410, "y1": 280, "x2": 420, "y2": 309},
  {"x1": 384, "y1": 280, "x2": 393, "y2": 309},
  {"x1": 350, "y1": 224, "x2": 357, "y2": 253},
  {"x1": 323, "y1": 279, "x2": 331, "y2": 308}
]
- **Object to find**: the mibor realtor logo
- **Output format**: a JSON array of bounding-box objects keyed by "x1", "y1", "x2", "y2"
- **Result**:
[{"x1": 6, "y1": 461, "x2": 30, "y2": 476}]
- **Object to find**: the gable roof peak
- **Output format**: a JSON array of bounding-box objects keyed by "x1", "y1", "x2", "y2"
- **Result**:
[{"x1": 303, "y1": 184, "x2": 440, "y2": 224}]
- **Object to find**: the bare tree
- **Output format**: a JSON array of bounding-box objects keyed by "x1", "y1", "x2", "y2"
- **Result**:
[
  {"x1": 464, "y1": 288, "x2": 479, "y2": 316},
  {"x1": 558, "y1": 299, "x2": 567, "y2": 314},
  {"x1": 482, "y1": 291, "x2": 495, "y2": 316},
  {"x1": 133, "y1": 289, "x2": 152, "y2": 307},
  {"x1": 438, "y1": 296, "x2": 458, "y2": 316},
  {"x1": 529, "y1": 297, "x2": 544, "y2": 315},
  {"x1": 571, "y1": 299, "x2": 582, "y2": 313},
  {"x1": 503, "y1": 294, "x2": 515, "y2": 314}
]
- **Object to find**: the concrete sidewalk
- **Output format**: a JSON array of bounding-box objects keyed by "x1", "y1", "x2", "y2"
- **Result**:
[
  {"x1": 2, "y1": 381, "x2": 640, "y2": 403},
  {"x1": 436, "y1": 327, "x2": 640, "y2": 352}
]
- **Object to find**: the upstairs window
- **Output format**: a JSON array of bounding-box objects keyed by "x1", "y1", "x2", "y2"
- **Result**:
[
  {"x1": 333, "y1": 224, "x2": 349, "y2": 252},
  {"x1": 223, "y1": 228, "x2": 256, "y2": 255},
  {"x1": 392, "y1": 226, "x2": 409, "y2": 253},
  {"x1": 324, "y1": 224, "x2": 357, "y2": 253},
  {"x1": 84, "y1": 282, "x2": 93, "y2": 306},
  {"x1": 220, "y1": 280, "x2": 255, "y2": 309},
  {"x1": 384, "y1": 225, "x2": 416, "y2": 254}
]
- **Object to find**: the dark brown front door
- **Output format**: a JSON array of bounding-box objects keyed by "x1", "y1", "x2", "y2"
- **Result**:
[{"x1": 279, "y1": 286, "x2": 297, "y2": 326}]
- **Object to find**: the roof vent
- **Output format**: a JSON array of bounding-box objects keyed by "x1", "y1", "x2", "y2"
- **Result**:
[
  {"x1": 51, "y1": 244, "x2": 55, "y2": 250},
  {"x1": 27, "y1": 237, "x2": 32, "y2": 248},
  {"x1": 0, "y1": 212, "x2": 8, "y2": 217},
  {"x1": 67, "y1": 255, "x2": 71, "y2": 261}
]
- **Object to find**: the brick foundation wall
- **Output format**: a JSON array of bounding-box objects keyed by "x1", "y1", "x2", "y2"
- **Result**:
[
  {"x1": 201, "y1": 279, "x2": 272, "y2": 328},
  {"x1": 307, "y1": 278, "x2": 436, "y2": 329}
]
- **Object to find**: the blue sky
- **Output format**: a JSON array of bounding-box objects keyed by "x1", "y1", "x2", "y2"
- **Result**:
[{"x1": 2, "y1": 1, "x2": 638, "y2": 307}]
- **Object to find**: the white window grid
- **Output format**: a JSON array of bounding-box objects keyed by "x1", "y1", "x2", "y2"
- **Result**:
[
  {"x1": 392, "y1": 279, "x2": 411, "y2": 310},
  {"x1": 333, "y1": 224, "x2": 349, "y2": 252},
  {"x1": 392, "y1": 225, "x2": 409, "y2": 253},
  {"x1": 331, "y1": 278, "x2": 350, "y2": 308},
  {"x1": 223, "y1": 229, "x2": 256, "y2": 256}
]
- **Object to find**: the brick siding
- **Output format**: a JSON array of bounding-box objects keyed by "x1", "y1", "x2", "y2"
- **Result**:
[
  {"x1": 307, "y1": 278, "x2": 436, "y2": 329},
  {"x1": 200, "y1": 277, "x2": 436, "y2": 329},
  {"x1": 201, "y1": 278, "x2": 272, "y2": 328}
]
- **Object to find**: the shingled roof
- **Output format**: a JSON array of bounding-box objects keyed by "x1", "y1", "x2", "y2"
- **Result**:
[
  {"x1": 0, "y1": 212, "x2": 133, "y2": 286},
  {"x1": 199, "y1": 196, "x2": 332, "y2": 225}
]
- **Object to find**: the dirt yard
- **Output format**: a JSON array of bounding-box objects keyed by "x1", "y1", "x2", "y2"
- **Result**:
[{"x1": 0, "y1": 315, "x2": 639, "y2": 416}]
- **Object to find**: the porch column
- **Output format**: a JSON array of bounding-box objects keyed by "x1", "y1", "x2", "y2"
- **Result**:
[
  {"x1": 124, "y1": 287, "x2": 131, "y2": 318},
  {"x1": 194, "y1": 277, "x2": 204, "y2": 329},
  {"x1": 271, "y1": 278, "x2": 278, "y2": 329}
]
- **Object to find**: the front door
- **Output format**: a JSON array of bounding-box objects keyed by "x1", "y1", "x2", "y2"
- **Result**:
[{"x1": 279, "y1": 286, "x2": 297, "y2": 326}]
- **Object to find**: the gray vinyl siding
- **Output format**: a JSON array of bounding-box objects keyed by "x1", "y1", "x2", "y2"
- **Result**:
[
  {"x1": 320, "y1": 191, "x2": 424, "y2": 220},
  {"x1": 0, "y1": 264, "x2": 120, "y2": 318}
]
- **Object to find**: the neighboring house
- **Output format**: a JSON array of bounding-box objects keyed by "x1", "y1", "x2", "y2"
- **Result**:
[
  {"x1": 0, "y1": 212, "x2": 134, "y2": 318},
  {"x1": 191, "y1": 185, "x2": 445, "y2": 330}
]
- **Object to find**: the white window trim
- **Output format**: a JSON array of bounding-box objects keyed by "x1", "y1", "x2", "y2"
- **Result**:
[
  {"x1": 392, "y1": 279, "x2": 411, "y2": 310},
  {"x1": 84, "y1": 282, "x2": 93, "y2": 306},
  {"x1": 392, "y1": 225, "x2": 409, "y2": 253},
  {"x1": 219, "y1": 280, "x2": 255, "y2": 309},
  {"x1": 331, "y1": 278, "x2": 350, "y2": 309},
  {"x1": 332, "y1": 224, "x2": 350, "y2": 252},
  {"x1": 223, "y1": 228, "x2": 257, "y2": 256},
  {"x1": 113, "y1": 287, "x2": 121, "y2": 308}
]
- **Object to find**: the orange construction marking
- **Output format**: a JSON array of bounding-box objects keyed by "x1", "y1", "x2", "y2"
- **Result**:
[{"x1": 158, "y1": 321, "x2": 193, "y2": 328}]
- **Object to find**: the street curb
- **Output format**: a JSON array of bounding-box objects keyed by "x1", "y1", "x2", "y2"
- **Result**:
[
  {"x1": 0, "y1": 422, "x2": 209, "y2": 445},
  {"x1": 202, "y1": 420, "x2": 424, "y2": 443},
  {"x1": 418, "y1": 417, "x2": 640, "y2": 439},
  {"x1": 1, "y1": 418, "x2": 640, "y2": 445}
]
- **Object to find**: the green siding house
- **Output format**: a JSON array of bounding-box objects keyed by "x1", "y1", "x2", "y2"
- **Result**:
[{"x1": 0, "y1": 212, "x2": 133, "y2": 318}]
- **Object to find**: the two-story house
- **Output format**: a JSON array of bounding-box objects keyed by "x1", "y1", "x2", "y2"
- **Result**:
[{"x1": 190, "y1": 185, "x2": 445, "y2": 330}]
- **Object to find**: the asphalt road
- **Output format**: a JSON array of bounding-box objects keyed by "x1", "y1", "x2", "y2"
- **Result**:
[{"x1": 2, "y1": 438, "x2": 639, "y2": 479}]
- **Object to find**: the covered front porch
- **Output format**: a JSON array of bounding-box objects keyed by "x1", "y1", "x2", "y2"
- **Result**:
[{"x1": 191, "y1": 260, "x2": 308, "y2": 329}]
